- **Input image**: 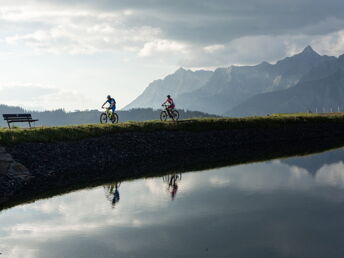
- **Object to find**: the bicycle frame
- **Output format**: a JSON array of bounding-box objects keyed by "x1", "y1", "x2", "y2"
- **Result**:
[
  {"x1": 104, "y1": 108, "x2": 113, "y2": 118},
  {"x1": 162, "y1": 104, "x2": 173, "y2": 116},
  {"x1": 162, "y1": 104, "x2": 173, "y2": 109}
]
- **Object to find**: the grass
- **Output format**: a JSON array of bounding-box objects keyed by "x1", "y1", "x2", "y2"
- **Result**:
[{"x1": 1, "y1": 113, "x2": 344, "y2": 145}]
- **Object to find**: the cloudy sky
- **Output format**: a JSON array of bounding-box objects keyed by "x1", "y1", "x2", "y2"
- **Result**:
[{"x1": 1, "y1": 0, "x2": 344, "y2": 110}]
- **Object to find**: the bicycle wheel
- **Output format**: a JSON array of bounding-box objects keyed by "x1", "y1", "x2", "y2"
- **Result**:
[
  {"x1": 100, "y1": 113, "x2": 108, "y2": 124},
  {"x1": 160, "y1": 111, "x2": 168, "y2": 121},
  {"x1": 171, "y1": 110, "x2": 179, "y2": 121},
  {"x1": 111, "y1": 113, "x2": 119, "y2": 123},
  {"x1": 162, "y1": 175, "x2": 170, "y2": 182}
]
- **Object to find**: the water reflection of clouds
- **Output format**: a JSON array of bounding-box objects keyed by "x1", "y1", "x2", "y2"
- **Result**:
[
  {"x1": 207, "y1": 160, "x2": 344, "y2": 193},
  {"x1": 1, "y1": 179, "x2": 180, "y2": 239},
  {"x1": 316, "y1": 161, "x2": 344, "y2": 188},
  {"x1": 1, "y1": 153, "x2": 344, "y2": 257},
  {"x1": 202, "y1": 162, "x2": 314, "y2": 192}
]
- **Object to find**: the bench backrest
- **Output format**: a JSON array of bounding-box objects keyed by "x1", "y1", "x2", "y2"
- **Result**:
[{"x1": 3, "y1": 114, "x2": 32, "y2": 120}]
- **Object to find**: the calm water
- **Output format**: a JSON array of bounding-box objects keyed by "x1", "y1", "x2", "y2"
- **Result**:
[{"x1": 1, "y1": 148, "x2": 344, "y2": 258}]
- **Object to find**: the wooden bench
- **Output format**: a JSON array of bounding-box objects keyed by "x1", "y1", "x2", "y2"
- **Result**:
[{"x1": 2, "y1": 114, "x2": 39, "y2": 128}]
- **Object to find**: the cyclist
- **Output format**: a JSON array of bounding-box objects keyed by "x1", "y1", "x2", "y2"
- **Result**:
[
  {"x1": 101, "y1": 95, "x2": 116, "y2": 114},
  {"x1": 162, "y1": 95, "x2": 175, "y2": 117},
  {"x1": 112, "y1": 183, "x2": 120, "y2": 208},
  {"x1": 168, "y1": 174, "x2": 179, "y2": 200}
]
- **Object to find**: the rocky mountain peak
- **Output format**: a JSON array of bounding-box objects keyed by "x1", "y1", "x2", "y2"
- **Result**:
[
  {"x1": 300, "y1": 45, "x2": 319, "y2": 56},
  {"x1": 175, "y1": 67, "x2": 187, "y2": 74}
]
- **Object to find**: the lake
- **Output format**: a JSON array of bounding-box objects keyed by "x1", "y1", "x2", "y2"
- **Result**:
[{"x1": 1, "y1": 148, "x2": 344, "y2": 257}]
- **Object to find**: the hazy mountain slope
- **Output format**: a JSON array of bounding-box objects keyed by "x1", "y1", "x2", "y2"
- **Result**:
[
  {"x1": 124, "y1": 68, "x2": 213, "y2": 110},
  {"x1": 226, "y1": 65, "x2": 344, "y2": 117},
  {"x1": 176, "y1": 64, "x2": 277, "y2": 114},
  {"x1": 177, "y1": 46, "x2": 334, "y2": 114},
  {"x1": 299, "y1": 54, "x2": 343, "y2": 83}
]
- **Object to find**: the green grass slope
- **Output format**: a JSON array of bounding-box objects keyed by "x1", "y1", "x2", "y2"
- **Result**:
[{"x1": 0, "y1": 113, "x2": 344, "y2": 145}]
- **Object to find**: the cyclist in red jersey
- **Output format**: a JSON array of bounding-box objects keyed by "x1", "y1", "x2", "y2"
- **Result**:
[{"x1": 162, "y1": 95, "x2": 175, "y2": 117}]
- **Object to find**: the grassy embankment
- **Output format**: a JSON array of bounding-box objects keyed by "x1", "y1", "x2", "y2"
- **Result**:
[
  {"x1": 2, "y1": 113, "x2": 344, "y2": 210},
  {"x1": 0, "y1": 113, "x2": 344, "y2": 145}
]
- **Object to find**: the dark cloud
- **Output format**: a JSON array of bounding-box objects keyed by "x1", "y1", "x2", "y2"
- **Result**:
[
  {"x1": 43, "y1": 0, "x2": 344, "y2": 44},
  {"x1": 4, "y1": 0, "x2": 344, "y2": 68}
]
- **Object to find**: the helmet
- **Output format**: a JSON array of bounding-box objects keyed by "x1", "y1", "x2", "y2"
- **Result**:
[
  {"x1": 167, "y1": 95, "x2": 171, "y2": 98},
  {"x1": 107, "y1": 95, "x2": 111, "y2": 99}
]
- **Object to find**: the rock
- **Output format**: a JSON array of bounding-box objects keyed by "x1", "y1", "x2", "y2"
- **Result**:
[
  {"x1": 8, "y1": 162, "x2": 31, "y2": 178},
  {"x1": 0, "y1": 153, "x2": 13, "y2": 162},
  {"x1": 0, "y1": 145, "x2": 32, "y2": 203},
  {"x1": 0, "y1": 161, "x2": 10, "y2": 175}
]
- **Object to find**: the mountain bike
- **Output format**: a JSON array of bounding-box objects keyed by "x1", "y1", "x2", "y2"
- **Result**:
[
  {"x1": 100, "y1": 108, "x2": 119, "y2": 124},
  {"x1": 160, "y1": 104, "x2": 179, "y2": 121},
  {"x1": 162, "y1": 173, "x2": 182, "y2": 184}
]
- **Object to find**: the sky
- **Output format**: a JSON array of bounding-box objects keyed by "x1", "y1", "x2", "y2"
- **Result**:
[{"x1": 1, "y1": 0, "x2": 344, "y2": 111}]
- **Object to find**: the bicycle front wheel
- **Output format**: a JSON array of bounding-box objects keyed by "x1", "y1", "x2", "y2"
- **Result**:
[
  {"x1": 111, "y1": 113, "x2": 119, "y2": 123},
  {"x1": 171, "y1": 110, "x2": 179, "y2": 121},
  {"x1": 100, "y1": 113, "x2": 108, "y2": 124},
  {"x1": 160, "y1": 111, "x2": 168, "y2": 121}
]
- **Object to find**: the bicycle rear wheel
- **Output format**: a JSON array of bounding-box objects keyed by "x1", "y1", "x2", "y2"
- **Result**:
[
  {"x1": 171, "y1": 110, "x2": 179, "y2": 121},
  {"x1": 111, "y1": 113, "x2": 119, "y2": 123},
  {"x1": 100, "y1": 113, "x2": 108, "y2": 124},
  {"x1": 160, "y1": 111, "x2": 168, "y2": 121}
]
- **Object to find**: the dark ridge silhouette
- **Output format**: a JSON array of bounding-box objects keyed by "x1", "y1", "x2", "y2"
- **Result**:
[{"x1": 0, "y1": 104, "x2": 218, "y2": 127}]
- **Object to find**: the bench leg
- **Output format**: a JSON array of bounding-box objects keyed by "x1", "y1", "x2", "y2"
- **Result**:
[{"x1": 7, "y1": 122, "x2": 10, "y2": 129}]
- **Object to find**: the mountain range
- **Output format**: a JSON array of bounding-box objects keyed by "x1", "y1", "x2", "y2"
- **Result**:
[
  {"x1": 227, "y1": 52, "x2": 344, "y2": 116},
  {"x1": 124, "y1": 46, "x2": 344, "y2": 116},
  {"x1": 124, "y1": 68, "x2": 213, "y2": 110}
]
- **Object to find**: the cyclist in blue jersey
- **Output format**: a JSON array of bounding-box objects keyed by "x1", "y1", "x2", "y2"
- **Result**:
[{"x1": 101, "y1": 95, "x2": 116, "y2": 113}]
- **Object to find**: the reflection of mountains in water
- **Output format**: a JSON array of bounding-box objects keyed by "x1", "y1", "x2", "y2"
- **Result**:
[{"x1": 282, "y1": 148, "x2": 344, "y2": 175}]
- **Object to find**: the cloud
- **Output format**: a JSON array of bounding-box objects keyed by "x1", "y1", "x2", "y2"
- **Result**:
[
  {"x1": 138, "y1": 39, "x2": 188, "y2": 57},
  {"x1": 0, "y1": 82, "x2": 92, "y2": 110},
  {"x1": 312, "y1": 29, "x2": 344, "y2": 56},
  {"x1": 43, "y1": 0, "x2": 344, "y2": 43},
  {"x1": 1, "y1": 0, "x2": 344, "y2": 69},
  {"x1": 0, "y1": 83, "x2": 57, "y2": 99},
  {"x1": 0, "y1": 2, "x2": 343, "y2": 54},
  {"x1": 2, "y1": 5, "x2": 161, "y2": 55},
  {"x1": 316, "y1": 162, "x2": 344, "y2": 188},
  {"x1": 203, "y1": 44, "x2": 225, "y2": 54}
]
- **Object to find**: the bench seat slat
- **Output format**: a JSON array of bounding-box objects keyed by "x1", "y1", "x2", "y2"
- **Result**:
[
  {"x1": 4, "y1": 117, "x2": 33, "y2": 120},
  {"x1": 7, "y1": 119, "x2": 38, "y2": 122},
  {"x1": 3, "y1": 114, "x2": 32, "y2": 118}
]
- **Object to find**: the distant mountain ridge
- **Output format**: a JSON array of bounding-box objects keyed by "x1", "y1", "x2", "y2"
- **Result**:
[
  {"x1": 0, "y1": 104, "x2": 217, "y2": 127},
  {"x1": 178, "y1": 46, "x2": 336, "y2": 114},
  {"x1": 125, "y1": 46, "x2": 337, "y2": 115},
  {"x1": 124, "y1": 68, "x2": 213, "y2": 110},
  {"x1": 226, "y1": 54, "x2": 344, "y2": 116}
]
